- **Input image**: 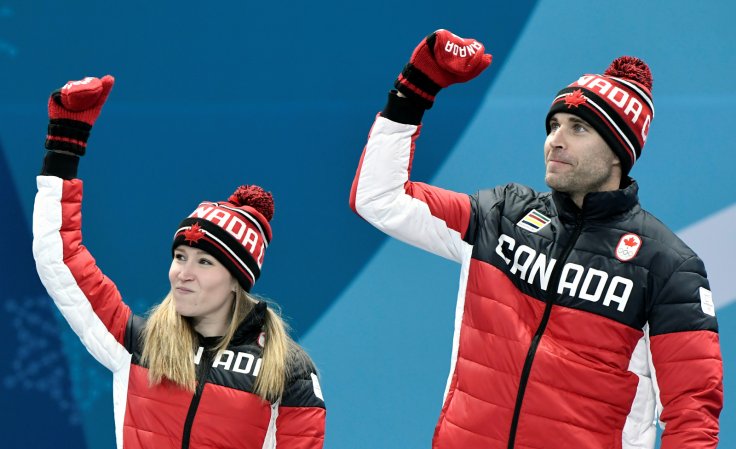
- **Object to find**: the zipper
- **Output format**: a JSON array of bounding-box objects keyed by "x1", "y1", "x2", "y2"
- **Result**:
[
  {"x1": 182, "y1": 348, "x2": 214, "y2": 449},
  {"x1": 507, "y1": 212, "x2": 584, "y2": 449}
]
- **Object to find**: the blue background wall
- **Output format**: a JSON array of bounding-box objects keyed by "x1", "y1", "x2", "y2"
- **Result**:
[{"x1": 1, "y1": 1, "x2": 733, "y2": 447}]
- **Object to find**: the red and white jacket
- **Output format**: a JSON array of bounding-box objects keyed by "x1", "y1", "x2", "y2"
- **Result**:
[
  {"x1": 33, "y1": 160, "x2": 326, "y2": 449},
  {"x1": 350, "y1": 92, "x2": 723, "y2": 449}
]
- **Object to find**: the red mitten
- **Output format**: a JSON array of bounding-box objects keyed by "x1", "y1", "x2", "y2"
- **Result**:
[
  {"x1": 395, "y1": 30, "x2": 492, "y2": 109},
  {"x1": 45, "y1": 75, "x2": 115, "y2": 156}
]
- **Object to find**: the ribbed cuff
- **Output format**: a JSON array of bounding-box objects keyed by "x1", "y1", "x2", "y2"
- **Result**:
[
  {"x1": 45, "y1": 119, "x2": 91, "y2": 156},
  {"x1": 381, "y1": 90, "x2": 425, "y2": 125},
  {"x1": 41, "y1": 151, "x2": 80, "y2": 180}
]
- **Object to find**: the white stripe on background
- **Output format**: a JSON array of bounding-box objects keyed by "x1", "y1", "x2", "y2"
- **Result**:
[{"x1": 677, "y1": 202, "x2": 736, "y2": 309}]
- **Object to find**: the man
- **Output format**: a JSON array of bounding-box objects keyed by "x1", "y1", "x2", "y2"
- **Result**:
[{"x1": 350, "y1": 30, "x2": 723, "y2": 449}]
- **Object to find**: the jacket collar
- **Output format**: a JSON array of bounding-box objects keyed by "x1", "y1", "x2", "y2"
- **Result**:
[
  {"x1": 552, "y1": 177, "x2": 641, "y2": 222},
  {"x1": 197, "y1": 300, "x2": 267, "y2": 347},
  {"x1": 232, "y1": 300, "x2": 267, "y2": 345}
]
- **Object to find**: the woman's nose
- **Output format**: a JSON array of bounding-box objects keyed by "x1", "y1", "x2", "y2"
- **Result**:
[{"x1": 177, "y1": 262, "x2": 194, "y2": 280}]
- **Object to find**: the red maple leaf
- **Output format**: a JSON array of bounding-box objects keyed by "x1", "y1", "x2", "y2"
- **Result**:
[
  {"x1": 183, "y1": 223, "x2": 206, "y2": 245},
  {"x1": 624, "y1": 237, "x2": 637, "y2": 247},
  {"x1": 564, "y1": 89, "x2": 587, "y2": 108}
]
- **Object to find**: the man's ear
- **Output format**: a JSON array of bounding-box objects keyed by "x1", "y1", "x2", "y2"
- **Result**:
[{"x1": 609, "y1": 150, "x2": 622, "y2": 167}]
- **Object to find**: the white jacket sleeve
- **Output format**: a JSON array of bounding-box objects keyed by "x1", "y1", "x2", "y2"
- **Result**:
[{"x1": 350, "y1": 111, "x2": 472, "y2": 264}]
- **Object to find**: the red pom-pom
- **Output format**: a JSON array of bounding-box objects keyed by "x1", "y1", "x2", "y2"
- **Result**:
[
  {"x1": 604, "y1": 56, "x2": 653, "y2": 91},
  {"x1": 228, "y1": 185, "x2": 274, "y2": 221}
]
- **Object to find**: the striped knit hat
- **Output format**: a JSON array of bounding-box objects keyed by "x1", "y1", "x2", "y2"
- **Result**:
[
  {"x1": 545, "y1": 56, "x2": 655, "y2": 176},
  {"x1": 172, "y1": 186, "x2": 274, "y2": 292}
]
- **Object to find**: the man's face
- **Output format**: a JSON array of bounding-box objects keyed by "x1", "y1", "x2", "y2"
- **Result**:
[{"x1": 544, "y1": 113, "x2": 622, "y2": 200}]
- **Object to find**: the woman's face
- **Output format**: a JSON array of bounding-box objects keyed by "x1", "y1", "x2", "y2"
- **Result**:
[{"x1": 169, "y1": 245, "x2": 236, "y2": 334}]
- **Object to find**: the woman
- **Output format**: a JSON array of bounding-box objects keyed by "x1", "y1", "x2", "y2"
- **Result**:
[{"x1": 33, "y1": 75, "x2": 326, "y2": 449}]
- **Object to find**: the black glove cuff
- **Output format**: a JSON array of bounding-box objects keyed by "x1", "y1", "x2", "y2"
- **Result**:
[
  {"x1": 381, "y1": 90, "x2": 425, "y2": 125},
  {"x1": 394, "y1": 63, "x2": 442, "y2": 110},
  {"x1": 400, "y1": 63, "x2": 442, "y2": 97},
  {"x1": 45, "y1": 119, "x2": 92, "y2": 156},
  {"x1": 41, "y1": 150, "x2": 80, "y2": 180}
]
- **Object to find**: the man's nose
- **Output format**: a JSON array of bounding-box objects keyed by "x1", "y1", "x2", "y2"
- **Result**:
[{"x1": 548, "y1": 127, "x2": 566, "y2": 149}]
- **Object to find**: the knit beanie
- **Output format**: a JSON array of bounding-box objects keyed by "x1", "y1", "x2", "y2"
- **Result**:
[
  {"x1": 172, "y1": 185, "x2": 274, "y2": 292},
  {"x1": 545, "y1": 56, "x2": 655, "y2": 175}
]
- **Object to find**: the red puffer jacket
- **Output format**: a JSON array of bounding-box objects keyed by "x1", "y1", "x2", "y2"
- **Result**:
[
  {"x1": 34, "y1": 171, "x2": 325, "y2": 449},
  {"x1": 350, "y1": 92, "x2": 722, "y2": 449}
]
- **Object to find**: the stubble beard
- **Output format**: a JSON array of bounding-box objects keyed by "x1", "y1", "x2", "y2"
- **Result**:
[{"x1": 545, "y1": 166, "x2": 612, "y2": 197}]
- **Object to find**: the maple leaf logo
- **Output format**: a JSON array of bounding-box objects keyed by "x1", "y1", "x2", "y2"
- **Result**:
[
  {"x1": 183, "y1": 223, "x2": 206, "y2": 245},
  {"x1": 564, "y1": 89, "x2": 587, "y2": 108},
  {"x1": 616, "y1": 233, "x2": 641, "y2": 262}
]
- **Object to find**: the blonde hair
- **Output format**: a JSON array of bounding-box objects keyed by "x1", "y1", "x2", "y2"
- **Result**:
[{"x1": 141, "y1": 286, "x2": 294, "y2": 402}]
